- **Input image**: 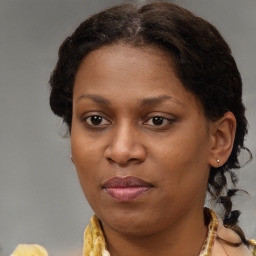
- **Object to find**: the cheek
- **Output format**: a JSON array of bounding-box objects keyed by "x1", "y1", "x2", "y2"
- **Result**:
[
  {"x1": 154, "y1": 133, "x2": 209, "y2": 169},
  {"x1": 153, "y1": 127, "x2": 210, "y2": 194},
  {"x1": 71, "y1": 131, "x2": 99, "y2": 189},
  {"x1": 71, "y1": 122, "x2": 102, "y2": 166}
]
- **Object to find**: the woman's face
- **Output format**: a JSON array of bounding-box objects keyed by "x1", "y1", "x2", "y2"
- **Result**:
[{"x1": 71, "y1": 44, "x2": 212, "y2": 236}]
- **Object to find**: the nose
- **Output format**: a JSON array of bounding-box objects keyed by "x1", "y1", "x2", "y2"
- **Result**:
[{"x1": 104, "y1": 123, "x2": 146, "y2": 166}]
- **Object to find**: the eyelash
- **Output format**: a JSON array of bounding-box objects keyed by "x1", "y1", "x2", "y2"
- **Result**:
[
  {"x1": 82, "y1": 114, "x2": 175, "y2": 129},
  {"x1": 144, "y1": 116, "x2": 175, "y2": 127},
  {"x1": 83, "y1": 115, "x2": 111, "y2": 127}
]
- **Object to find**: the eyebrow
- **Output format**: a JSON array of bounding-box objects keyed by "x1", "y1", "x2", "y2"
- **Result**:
[
  {"x1": 139, "y1": 95, "x2": 182, "y2": 106},
  {"x1": 75, "y1": 94, "x2": 111, "y2": 106},
  {"x1": 75, "y1": 94, "x2": 182, "y2": 106}
]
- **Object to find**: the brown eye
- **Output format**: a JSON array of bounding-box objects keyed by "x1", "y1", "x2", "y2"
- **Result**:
[
  {"x1": 90, "y1": 116, "x2": 102, "y2": 125},
  {"x1": 152, "y1": 117, "x2": 164, "y2": 126},
  {"x1": 85, "y1": 115, "x2": 110, "y2": 126},
  {"x1": 144, "y1": 115, "x2": 175, "y2": 128}
]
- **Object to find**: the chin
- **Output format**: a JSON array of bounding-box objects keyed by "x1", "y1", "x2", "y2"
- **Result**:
[{"x1": 97, "y1": 208, "x2": 165, "y2": 236}]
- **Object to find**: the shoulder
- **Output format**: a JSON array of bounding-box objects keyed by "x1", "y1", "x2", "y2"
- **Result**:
[
  {"x1": 11, "y1": 244, "x2": 48, "y2": 256},
  {"x1": 212, "y1": 218, "x2": 255, "y2": 256}
]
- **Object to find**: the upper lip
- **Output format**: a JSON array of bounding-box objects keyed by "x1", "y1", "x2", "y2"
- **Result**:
[{"x1": 102, "y1": 176, "x2": 152, "y2": 188}]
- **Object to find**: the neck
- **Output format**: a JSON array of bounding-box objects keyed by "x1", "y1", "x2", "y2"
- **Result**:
[{"x1": 101, "y1": 208, "x2": 208, "y2": 256}]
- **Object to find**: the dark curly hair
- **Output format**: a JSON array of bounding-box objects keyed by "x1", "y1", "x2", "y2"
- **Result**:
[{"x1": 49, "y1": 2, "x2": 252, "y2": 245}]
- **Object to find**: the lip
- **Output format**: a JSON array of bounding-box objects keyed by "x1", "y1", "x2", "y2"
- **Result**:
[{"x1": 102, "y1": 176, "x2": 152, "y2": 201}]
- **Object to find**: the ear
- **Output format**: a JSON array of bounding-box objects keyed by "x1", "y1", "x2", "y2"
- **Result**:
[{"x1": 208, "y1": 111, "x2": 236, "y2": 168}]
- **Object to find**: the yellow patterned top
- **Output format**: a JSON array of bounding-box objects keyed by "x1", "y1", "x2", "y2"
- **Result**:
[
  {"x1": 11, "y1": 209, "x2": 255, "y2": 256},
  {"x1": 249, "y1": 239, "x2": 256, "y2": 256},
  {"x1": 82, "y1": 209, "x2": 255, "y2": 256},
  {"x1": 10, "y1": 244, "x2": 48, "y2": 256},
  {"x1": 199, "y1": 208, "x2": 219, "y2": 255}
]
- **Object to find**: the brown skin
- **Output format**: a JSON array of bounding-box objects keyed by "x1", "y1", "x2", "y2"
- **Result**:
[{"x1": 71, "y1": 44, "x2": 236, "y2": 256}]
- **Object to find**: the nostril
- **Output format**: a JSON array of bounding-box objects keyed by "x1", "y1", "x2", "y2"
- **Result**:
[
  {"x1": 106, "y1": 157, "x2": 115, "y2": 164},
  {"x1": 106, "y1": 156, "x2": 129, "y2": 166},
  {"x1": 106, "y1": 156, "x2": 144, "y2": 166}
]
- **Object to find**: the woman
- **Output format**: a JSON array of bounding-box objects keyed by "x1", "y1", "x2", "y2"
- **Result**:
[{"x1": 12, "y1": 2, "x2": 255, "y2": 256}]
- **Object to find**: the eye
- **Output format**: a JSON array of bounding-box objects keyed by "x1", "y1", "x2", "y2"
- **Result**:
[
  {"x1": 85, "y1": 115, "x2": 110, "y2": 126},
  {"x1": 144, "y1": 116, "x2": 174, "y2": 127},
  {"x1": 151, "y1": 116, "x2": 165, "y2": 126}
]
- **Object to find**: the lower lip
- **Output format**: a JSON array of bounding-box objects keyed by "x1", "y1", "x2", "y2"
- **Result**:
[{"x1": 104, "y1": 187, "x2": 151, "y2": 201}]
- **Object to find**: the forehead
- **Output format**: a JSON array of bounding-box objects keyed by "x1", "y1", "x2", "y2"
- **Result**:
[
  {"x1": 73, "y1": 44, "x2": 202, "y2": 112},
  {"x1": 76, "y1": 43, "x2": 176, "y2": 80}
]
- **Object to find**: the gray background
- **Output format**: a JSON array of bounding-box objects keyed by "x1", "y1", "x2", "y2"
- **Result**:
[{"x1": 0, "y1": 0, "x2": 255, "y2": 255}]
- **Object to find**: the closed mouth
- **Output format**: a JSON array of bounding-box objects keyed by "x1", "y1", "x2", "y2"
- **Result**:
[{"x1": 102, "y1": 176, "x2": 153, "y2": 201}]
